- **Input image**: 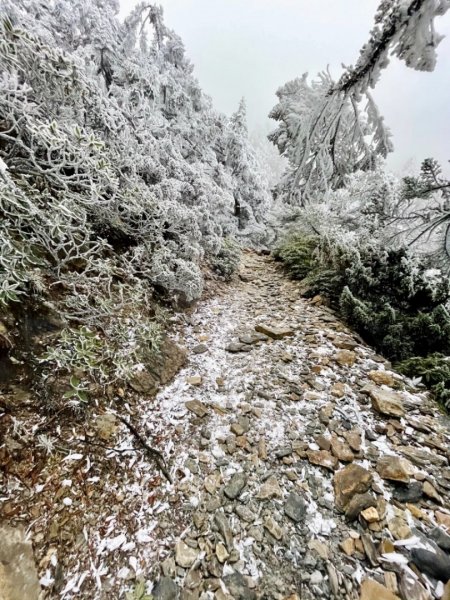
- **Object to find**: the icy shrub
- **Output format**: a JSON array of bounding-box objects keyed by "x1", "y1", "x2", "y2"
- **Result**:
[
  {"x1": 40, "y1": 318, "x2": 163, "y2": 384},
  {"x1": 273, "y1": 235, "x2": 319, "y2": 280},
  {"x1": 340, "y1": 286, "x2": 450, "y2": 361},
  {"x1": 0, "y1": 2, "x2": 272, "y2": 398},
  {"x1": 211, "y1": 238, "x2": 241, "y2": 280}
]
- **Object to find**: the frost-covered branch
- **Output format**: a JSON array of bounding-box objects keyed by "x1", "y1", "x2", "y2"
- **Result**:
[{"x1": 270, "y1": 0, "x2": 449, "y2": 205}]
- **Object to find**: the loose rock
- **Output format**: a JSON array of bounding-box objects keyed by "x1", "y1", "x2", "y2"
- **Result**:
[
  {"x1": 95, "y1": 413, "x2": 118, "y2": 441},
  {"x1": 255, "y1": 324, "x2": 294, "y2": 340},
  {"x1": 185, "y1": 399, "x2": 208, "y2": 418},
  {"x1": 361, "y1": 507, "x2": 380, "y2": 523},
  {"x1": 307, "y1": 449, "x2": 338, "y2": 471},
  {"x1": 226, "y1": 342, "x2": 252, "y2": 353},
  {"x1": 0, "y1": 526, "x2": 41, "y2": 600},
  {"x1": 435, "y1": 511, "x2": 450, "y2": 529},
  {"x1": 330, "y1": 435, "x2": 355, "y2": 462},
  {"x1": 264, "y1": 516, "x2": 284, "y2": 540},
  {"x1": 392, "y1": 481, "x2": 423, "y2": 503},
  {"x1": 334, "y1": 350, "x2": 356, "y2": 366},
  {"x1": 345, "y1": 492, "x2": 377, "y2": 521},
  {"x1": 216, "y1": 542, "x2": 229, "y2": 564},
  {"x1": 192, "y1": 343, "x2": 208, "y2": 354},
  {"x1": 388, "y1": 516, "x2": 412, "y2": 540},
  {"x1": 258, "y1": 476, "x2": 283, "y2": 500},
  {"x1": 368, "y1": 370, "x2": 396, "y2": 387},
  {"x1": 153, "y1": 577, "x2": 179, "y2": 600},
  {"x1": 214, "y1": 512, "x2": 234, "y2": 550},
  {"x1": 340, "y1": 537, "x2": 355, "y2": 556},
  {"x1": 410, "y1": 547, "x2": 450, "y2": 582},
  {"x1": 175, "y1": 540, "x2": 198, "y2": 568},
  {"x1": 368, "y1": 387, "x2": 405, "y2": 417},
  {"x1": 334, "y1": 464, "x2": 373, "y2": 511},
  {"x1": 222, "y1": 572, "x2": 257, "y2": 600},
  {"x1": 429, "y1": 527, "x2": 450, "y2": 552},
  {"x1": 223, "y1": 472, "x2": 247, "y2": 499},
  {"x1": 376, "y1": 456, "x2": 412, "y2": 484},
  {"x1": 423, "y1": 480, "x2": 442, "y2": 503},
  {"x1": 359, "y1": 578, "x2": 400, "y2": 600},
  {"x1": 284, "y1": 492, "x2": 307, "y2": 523}
]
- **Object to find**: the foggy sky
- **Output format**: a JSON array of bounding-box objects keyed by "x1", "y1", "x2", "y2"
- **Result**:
[{"x1": 119, "y1": 0, "x2": 450, "y2": 174}]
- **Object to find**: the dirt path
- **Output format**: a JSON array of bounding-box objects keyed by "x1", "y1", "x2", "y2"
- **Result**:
[{"x1": 3, "y1": 251, "x2": 450, "y2": 600}]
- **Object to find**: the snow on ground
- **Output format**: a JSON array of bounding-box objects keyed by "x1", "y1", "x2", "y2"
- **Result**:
[{"x1": 3, "y1": 251, "x2": 450, "y2": 599}]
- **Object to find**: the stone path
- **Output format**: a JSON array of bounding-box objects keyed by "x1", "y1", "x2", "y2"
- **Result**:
[
  {"x1": 3, "y1": 251, "x2": 450, "y2": 599},
  {"x1": 143, "y1": 251, "x2": 450, "y2": 600}
]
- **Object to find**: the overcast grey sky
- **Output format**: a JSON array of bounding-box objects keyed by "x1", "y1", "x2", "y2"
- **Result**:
[{"x1": 120, "y1": 0, "x2": 450, "y2": 174}]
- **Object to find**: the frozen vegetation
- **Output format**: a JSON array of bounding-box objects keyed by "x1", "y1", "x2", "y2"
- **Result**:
[
  {"x1": 0, "y1": 0, "x2": 271, "y2": 386},
  {"x1": 1, "y1": 1, "x2": 450, "y2": 600}
]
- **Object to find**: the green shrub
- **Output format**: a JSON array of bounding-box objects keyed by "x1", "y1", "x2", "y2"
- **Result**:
[
  {"x1": 334, "y1": 246, "x2": 450, "y2": 361},
  {"x1": 339, "y1": 286, "x2": 450, "y2": 361},
  {"x1": 397, "y1": 354, "x2": 450, "y2": 409},
  {"x1": 275, "y1": 233, "x2": 450, "y2": 408}
]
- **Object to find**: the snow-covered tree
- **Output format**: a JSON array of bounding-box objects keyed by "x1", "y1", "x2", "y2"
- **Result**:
[
  {"x1": 225, "y1": 98, "x2": 272, "y2": 241},
  {"x1": 336, "y1": 0, "x2": 450, "y2": 93},
  {"x1": 270, "y1": 0, "x2": 449, "y2": 205},
  {"x1": 269, "y1": 71, "x2": 392, "y2": 204},
  {"x1": 281, "y1": 157, "x2": 450, "y2": 266},
  {"x1": 400, "y1": 158, "x2": 450, "y2": 265},
  {"x1": 0, "y1": 0, "x2": 271, "y2": 302},
  {"x1": 250, "y1": 127, "x2": 286, "y2": 188},
  {"x1": 0, "y1": 0, "x2": 272, "y2": 383}
]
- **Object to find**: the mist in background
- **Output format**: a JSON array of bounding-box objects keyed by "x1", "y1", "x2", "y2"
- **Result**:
[{"x1": 119, "y1": 0, "x2": 450, "y2": 174}]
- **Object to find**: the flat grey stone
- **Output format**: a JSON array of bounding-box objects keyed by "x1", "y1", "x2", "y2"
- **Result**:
[
  {"x1": 223, "y1": 571, "x2": 257, "y2": 599},
  {"x1": 226, "y1": 342, "x2": 252, "y2": 353},
  {"x1": 224, "y1": 472, "x2": 247, "y2": 499},
  {"x1": 192, "y1": 343, "x2": 208, "y2": 354},
  {"x1": 239, "y1": 333, "x2": 268, "y2": 344},
  {"x1": 284, "y1": 492, "x2": 307, "y2": 523},
  {"x1": 392, "y1": 481, "x2": 423, "y2": 503},
  {"x1": 153, "y1": 577, "x2": 179, "y2": 600},
  {"x1": 275, "y1": 444, "x2": 292, "y2": 458},
  {"x1": 410, "y1": 547, "x2": 450, "y2": 582},
  {"x1": 429, "y1": 527, "x2": 450, "y2": 552}
]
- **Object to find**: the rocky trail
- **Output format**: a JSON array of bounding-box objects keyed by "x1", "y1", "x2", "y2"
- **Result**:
[{"x1": 2, "y1": 251, "x2": 450, "y2": 600}]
